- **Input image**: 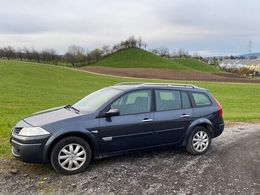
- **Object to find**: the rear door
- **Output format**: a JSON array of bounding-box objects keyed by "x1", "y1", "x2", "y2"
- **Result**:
[
  {"x1": 153, "y1": 89, "x2": 193, "y2": 145},
  {"x1": 98, "y1": 89, "x2": 155, "y2": 154}
]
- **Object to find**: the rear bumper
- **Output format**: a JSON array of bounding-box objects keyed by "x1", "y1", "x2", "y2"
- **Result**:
[
  {"x1": 213, "y1": 122, "x2": 224, "y2": 138},
  {"x1": 10, "y1": 134, "x2": 50, "y2": 163}
]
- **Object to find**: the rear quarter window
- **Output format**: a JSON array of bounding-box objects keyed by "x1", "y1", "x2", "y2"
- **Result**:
[{"x1": 192, "y1": 92, "x2": 212, "y2": 107}]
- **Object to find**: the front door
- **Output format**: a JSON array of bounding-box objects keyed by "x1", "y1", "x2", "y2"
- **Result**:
[{"x1": 99, "y1": 89, "x2": 155, "y2": 154}]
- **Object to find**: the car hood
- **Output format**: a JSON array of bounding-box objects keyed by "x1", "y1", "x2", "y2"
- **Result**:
[{"x1": 23, "y1": 106, "x2": 79, "y2": 126}]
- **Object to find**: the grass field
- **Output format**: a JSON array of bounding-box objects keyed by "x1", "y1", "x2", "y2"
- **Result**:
[
  {"x1": 94, "y1": 48, "x2": 222, "y2": 73},
  {"x1": 0, "y1": 60, "x2": 259, "y2": 157}
]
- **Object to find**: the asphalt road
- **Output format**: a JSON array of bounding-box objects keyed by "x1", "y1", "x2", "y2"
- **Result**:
[{"x1": 0, "y1": 122, "x2": 259, "y2": 194}]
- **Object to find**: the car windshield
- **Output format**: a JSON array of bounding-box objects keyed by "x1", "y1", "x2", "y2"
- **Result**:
[{"x1": 72, "y1": 87, "x2": 122, "y2": 112}]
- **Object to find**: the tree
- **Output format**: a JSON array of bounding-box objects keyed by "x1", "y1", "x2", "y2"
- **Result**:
[
  {"x1": 65, "y1": 45, "x2": 85, "y2": 66},
  {"x1": 31, "y1": 49, "x2": 40, "y2": 63},
  {"x1": 192, "y1": 52, "x2": 202, "y2": 60},
  {"x1": 2, "y1": 46, "x2": 15, "y2": 60},
  {"x1": 0, "y1": 48, "x2": 4, "y2": 59},
  {"x1": 177, "y1": 49, "x2": 189, "y2": 58},
  {"x1": 158, "y1": 47, "x2": 170, "y2": 57},
  {"x1": 89, "y1": 48, "x2": 102, "y2": 62},
  {"x1": 102, "y1": 45, "x2": 110, "y2": 56},
  {"x1": 128, "y1": 36, "x2": 137, "y2": 48},
  {"x1": 16, "y1": 48, "x2": 25, "y2": 61},
  {"x1": 137, "y1": 37, "x2": 143, "y2": 48},
  {"x1": 23, "y1": 47, "x2": 32, "y2": 61}
]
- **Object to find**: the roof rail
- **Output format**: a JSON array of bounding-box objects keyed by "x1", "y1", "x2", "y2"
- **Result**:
[
  {"x1": 114, "y1": 82, "x2": 144, "y2": 86},
  {"x1": 114, "y1": 82, "x2": 197, "y2": 88}
]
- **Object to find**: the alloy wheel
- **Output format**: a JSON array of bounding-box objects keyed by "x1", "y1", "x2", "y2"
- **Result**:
[
  {"x1": 58, "y1": 143, "x2": 87, "y2": 171},
  {"x1": 192, "y1": 131, "x2": 209, "y2": 152}
]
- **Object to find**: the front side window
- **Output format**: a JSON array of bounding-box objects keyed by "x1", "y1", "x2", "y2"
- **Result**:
[
  {"x1": 155, "y1": 90, "x2": 181, "y2": 111},
  {"x1": 192, "y1": 92, "x2": 212, "y2": 106},
  {"x1": 111, "y1": 90, "x2": 151, "y2": 115}
]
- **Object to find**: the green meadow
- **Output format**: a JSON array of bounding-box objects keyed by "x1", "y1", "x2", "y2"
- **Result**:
[{"x1": 0, "y1": 60, "x2": 259, "y2": 157}]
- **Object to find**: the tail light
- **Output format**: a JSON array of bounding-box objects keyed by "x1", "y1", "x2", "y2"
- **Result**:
[{"x1": 213, "y1": 96, "x2": 223, "y2": 118}]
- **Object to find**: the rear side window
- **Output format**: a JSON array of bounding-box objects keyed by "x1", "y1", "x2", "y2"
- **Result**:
[
  {"x1": 155, "y1": 90, "x2": 181, "y2": 111},
  {"x1": 192, "y1": 92, "x2": 211, "y2": 106}
]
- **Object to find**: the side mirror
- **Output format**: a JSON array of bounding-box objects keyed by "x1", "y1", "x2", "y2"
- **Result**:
[{"x1": 104, "y1": 108, "x2": 120, "y2": 117}]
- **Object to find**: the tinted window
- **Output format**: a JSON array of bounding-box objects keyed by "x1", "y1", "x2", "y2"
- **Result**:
[
  {"x1": 111, "y1": 90, "x2": 151, "y2": 115},
  {"x1": 181, "y1": 91, "x2": 191, "y2": 109},
  {"x1": 155, "y1": 90, "x2": 181, "y2": 111},
  {"x1": 192, "y1": 92, "x2": 211, "y2": 106}
]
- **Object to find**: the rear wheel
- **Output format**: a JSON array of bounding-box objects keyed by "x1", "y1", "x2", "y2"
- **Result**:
[
  {"x1": 51, "y1": 136, "x2": 92, "y2": 175},
  {"x1": 186, "y1": 126, "x2": 211, "y2": 155}
]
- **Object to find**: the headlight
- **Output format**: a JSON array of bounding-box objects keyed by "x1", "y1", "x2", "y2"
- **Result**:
[{"x1": 19, "y1": 127, "x2": 50, "y2": 136}]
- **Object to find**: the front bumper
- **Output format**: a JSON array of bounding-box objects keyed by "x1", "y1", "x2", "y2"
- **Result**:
[{"x1": 10, "y1": 133, "x2": 50, "y2": 163}]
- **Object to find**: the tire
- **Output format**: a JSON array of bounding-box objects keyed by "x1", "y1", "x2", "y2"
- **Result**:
[
  {"x1": 50, "y1": 136, "x2": 92, "y2": 175},
  {"x1": 186, "y1": 126, "x2": 211, "y2": 155}
]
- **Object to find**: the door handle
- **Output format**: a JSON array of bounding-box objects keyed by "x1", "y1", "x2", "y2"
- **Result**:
[
  {"x1": 142, "y1": 118, "x2": 153, "y2": 122},
  {"x1": 181, "y1": 114, "x2": 190, "y2": 118}
]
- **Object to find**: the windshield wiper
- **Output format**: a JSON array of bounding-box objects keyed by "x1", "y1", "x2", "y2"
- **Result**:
[{"x1": 65, "y1": 105, "x2": 80, "y2": 114}]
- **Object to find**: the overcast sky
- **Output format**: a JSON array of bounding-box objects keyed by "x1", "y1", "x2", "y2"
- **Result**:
[{"x1": 0, "y1": 0, "x2": 259, "y2": 56}]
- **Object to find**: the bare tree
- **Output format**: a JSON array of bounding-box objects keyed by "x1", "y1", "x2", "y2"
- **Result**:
[
  {"x1": 158, "y1": 47, "x2": 170, "y2": 57},
  {"x1": 143, "y1": 43, "x2": 147, "y2": 50},
  {"x1": 23, "y1": 47, "x2": 32, "y2": 61},
  {"x1": 1, "y1": 46, "x2": 15, "y2": 60},
  {"x1": 16, "y1": 48, "x2": 25, "y2": 61},
  {"x1": 128, "y1": 36, "x2": 137, "y2": 48},
  {"x1": 65, "y1": 45, "x2": 86, "y2": 66},
  {"x1": 31, "y1": 49, "x2": 40, "y2": 63},
  {"x1": 89, "y1": 49, "x2": 102, "y2": 62},
  {"x1": 102, "y1": 45, "x2": 110, "y2": 56},
  {"x1": 112, "y1": 44, "x2": 120, "y2": 53},
  {"x1": 0, "y1": 48, "x2": 4, "y2": 59},
  {"x1": 192, "y1": 52, "x2": 202, "y2": 60},
  {"x1": 137, "y1": 37, "x2": 143, "y2": 48},
  {"x1": 177, "y1": 49, "x2": 189, "y2": 58}
]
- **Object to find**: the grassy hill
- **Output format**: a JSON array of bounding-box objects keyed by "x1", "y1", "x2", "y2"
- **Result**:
[
  {"x1": 0, "y1": 59, "x2": 259, "y2": 157},
  {"x1": 94, "y1": 48, "x2": 221, "y2": 73}
]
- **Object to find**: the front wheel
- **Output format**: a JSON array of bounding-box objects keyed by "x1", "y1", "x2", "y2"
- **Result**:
[
  {"x1": 186, "y1": 126, "x2": 211, "y2": 155},
  {"x1": 51, "y1": 136, "x2": 92, "y2": 175}
]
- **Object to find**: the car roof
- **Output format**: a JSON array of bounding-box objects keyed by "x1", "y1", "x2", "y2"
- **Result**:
[{"x1": 111, "y1": 82, "x2": 208, "y2": 92}]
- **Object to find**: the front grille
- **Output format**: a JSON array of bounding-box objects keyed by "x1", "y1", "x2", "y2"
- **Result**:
[{"x1": 13, "y1": 127, "x2": 22, "y2": 134}]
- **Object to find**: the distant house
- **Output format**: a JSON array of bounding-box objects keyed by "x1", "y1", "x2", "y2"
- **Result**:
[{"x1": 220, "y1": 58, "x2": 260, "y2": 73}]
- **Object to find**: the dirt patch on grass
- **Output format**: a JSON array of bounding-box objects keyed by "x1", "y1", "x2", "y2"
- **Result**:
[{"x1": 80, "y1": 66, "x2": 260, "y2": 83}]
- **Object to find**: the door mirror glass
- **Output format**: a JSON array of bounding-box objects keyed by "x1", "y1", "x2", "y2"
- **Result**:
[{"x1": 104, "y1": 108, "x2": 120, "y2": 117}]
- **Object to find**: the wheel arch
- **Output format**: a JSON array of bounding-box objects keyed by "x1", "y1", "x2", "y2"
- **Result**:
[
  {"x1": 182, "y1": 118, "x2": 214, "y2": 146},
  {"x1": 43, "y1": 130, "x2": 98, "y2": 162}
]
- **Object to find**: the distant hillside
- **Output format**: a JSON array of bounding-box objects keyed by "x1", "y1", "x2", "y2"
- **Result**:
[
  {"x1": 93, "y1": 48, "x2": 222, "y2": 73},
  {"x1": 240, "y1": 52, "x2": 260, "y2": 57}
]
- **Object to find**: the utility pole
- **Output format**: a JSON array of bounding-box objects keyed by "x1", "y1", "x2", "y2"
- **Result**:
[
  {"x1": 248, "y1": 40, "x2": 252, "y2": 53},
  {"x1": 248, "y1": 40, "x2": 252, "y2": 59}
]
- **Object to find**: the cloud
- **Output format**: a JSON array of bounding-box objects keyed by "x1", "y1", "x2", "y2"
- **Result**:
[{"x1": 0, "y1": 0, "x2": 259, "y2": 55}]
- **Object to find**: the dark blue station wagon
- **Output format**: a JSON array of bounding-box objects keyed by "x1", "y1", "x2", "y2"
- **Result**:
[{"x1": 10, "y1": 83, "x2": 224, "y2": 174}]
